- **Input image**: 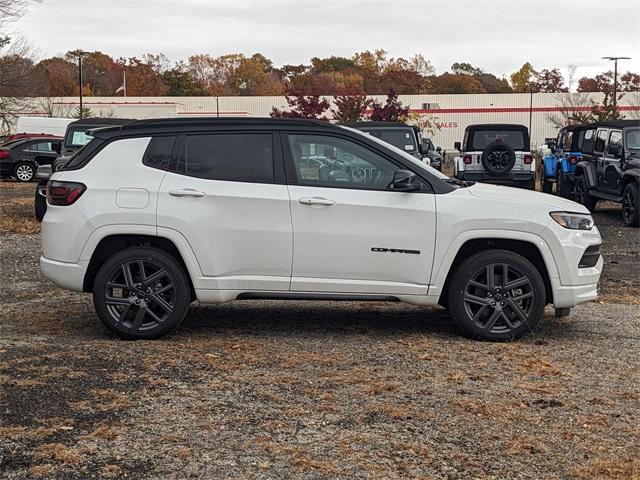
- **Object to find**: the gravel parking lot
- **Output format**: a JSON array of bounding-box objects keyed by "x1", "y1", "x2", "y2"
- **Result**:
[{"x1": 1, "y1": 182, "x2": 639, "y2": 479}]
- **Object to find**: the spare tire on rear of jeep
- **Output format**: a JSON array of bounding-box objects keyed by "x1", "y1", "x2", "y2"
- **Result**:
[{"x1": 481, "y1": 141, "x2": 516, "y2": 176}]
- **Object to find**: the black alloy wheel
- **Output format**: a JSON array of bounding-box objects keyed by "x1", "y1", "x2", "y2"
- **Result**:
[
  {"x1": 574, "y1": 176, "x2": 597, "y2": 212},
  {"x1": 93, "y1": 247, "x2": 190, "y2": 339},
  {"x1": 622, "y1": 182, "x2": 640, "y2": 227},
  {"x1": 448, "y1": 250, "x2": 545, "y2": 341},
  {"x1": 481, "y1": 142, "x2": 516, "y2": 175}
]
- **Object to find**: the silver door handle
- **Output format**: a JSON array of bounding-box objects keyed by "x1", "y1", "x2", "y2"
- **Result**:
[
  {"x1": 298, "y1": 196, "x2": 335, "y2": 206},
  {"x1": 169, "y1": 188, "x2": 206, "y2": 198}
]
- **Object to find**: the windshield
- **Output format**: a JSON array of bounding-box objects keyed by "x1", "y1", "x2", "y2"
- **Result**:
[
  {"x1": 626, "y1": 128, "x2": 640, "y2": 151},
  {"x1": 64, "y1": 126, "x2": 96, "y2": 148},
  {"x1": 358, "y1": 127, "x2": 418, "y2": 153},
  {"x1": 340, "y1": 126, "x2": 449, "y2": 180},
  {"x1": 471, "y1": 130, "x2": 526, "y2": 150}
]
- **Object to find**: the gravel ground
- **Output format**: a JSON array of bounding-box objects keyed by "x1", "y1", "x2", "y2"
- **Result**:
[{"x1": 1, "y1": 182, "x2": 639, "y2": 479}]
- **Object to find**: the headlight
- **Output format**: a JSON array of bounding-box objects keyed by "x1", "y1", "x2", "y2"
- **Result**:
[{"x1": 550, "y1": 212, "x2": 594, "y2": 230}]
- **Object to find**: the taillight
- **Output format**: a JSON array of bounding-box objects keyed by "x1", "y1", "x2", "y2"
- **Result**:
[
  {"x1": 47, "y1": 181, "x2": 86, "y2": 206},
  {"x1": 569, "y1": 155, "x2": 577, "y2": 165},
  {"x1": 523, "y1": 154, "x2": 533, "y2": 164},
  {"x1": 463, "y1": 154, "x2": 472, "y2": 165},
  {"x1": 0, "y1": 150, "x2": 9, "y2": 159}
]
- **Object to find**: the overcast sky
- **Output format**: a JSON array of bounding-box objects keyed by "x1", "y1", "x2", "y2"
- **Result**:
[{"x1": 13, "y1": 0, "x2": 640, "y2": 83}]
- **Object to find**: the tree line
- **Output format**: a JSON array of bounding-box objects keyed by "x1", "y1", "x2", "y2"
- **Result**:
[{"x1": 3, "y1": 48, "x2": 638, "y2": 99}]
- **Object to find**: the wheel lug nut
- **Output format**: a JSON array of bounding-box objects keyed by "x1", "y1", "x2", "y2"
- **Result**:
[
  {"x1": 500, "y1": 301, "x2": 505, "y2": 306},
  {"x1": 135, "y1": 300, "x2": 140, "y2": 304},
  {"x1": 488, "y1": 293, "x2": 493, "y2": 297},
  {"x1": 491, "y1": 302, "x2": 496, "y2": 306}
]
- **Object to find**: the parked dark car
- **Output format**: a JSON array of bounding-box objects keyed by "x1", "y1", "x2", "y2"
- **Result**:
[
  {"x1": 2, "y1": 132, "x2": 61, "y2": 144},
  {"x1": 0, "y1": 137, "x2": 63, "y2": 182},
  {"x1": 34, "y1": 118, "x2": 133, "y2": 221},
  {"x1": 574, "y1": 120, "x2": 640, "y2": 227}
]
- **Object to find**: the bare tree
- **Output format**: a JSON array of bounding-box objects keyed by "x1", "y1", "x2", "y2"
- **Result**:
[
  {"x1": 546, "y1": 92, "x2": 597, "y2": 129},
  {"x1": 0, "y1": 0, "x2": 40, "y2": 133}
]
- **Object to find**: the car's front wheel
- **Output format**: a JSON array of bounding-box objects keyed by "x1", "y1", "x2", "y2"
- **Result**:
[
  {"x1": 93, "y1": 247, "x2": 191, "y2": 339},
  {"x1": 13, "y1": 162, "x2": 35, "y2": 182},
  {"x1": 556, "y1": 171, "x2": 572, "y2": 199},
  {"x1": 447, "y1": 250, "x2": 546, "y2": 341},
  {"x1": 622, "y1": 182, "x2": 639, "y2": 228}
]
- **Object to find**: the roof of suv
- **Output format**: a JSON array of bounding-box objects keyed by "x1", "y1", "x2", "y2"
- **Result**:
[
  {"x1": 592, "y1": 120, "x2": 640, "y2": 129},
  {"x1": 464, "y1": 123, "x2": 529, "y2": 132},
  {"x1": 91, "y1": 117, "x2": 345, "y2": 139},
  {"x1": 342, "y1": 121, "x2": 416, "y2": 129}
]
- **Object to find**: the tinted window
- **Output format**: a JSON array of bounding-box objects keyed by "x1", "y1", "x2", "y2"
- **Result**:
[
  {"x1": 594, "y1": 129, "x2": 608, "y2": 153},
  {"x1": 359, "y1": 128, "x2": 417, "y2": 153},
  {"x1": 471, "y1": 130, "x2": 525, "y2": 150},
  {"x1": 64, "y1": 126, "x2": 96, "y2": 148},
  {"x1": 563, "y1": 131, "x2": 573, "y2": 150},
  {"x1": 143, "y1": 136, "x2": 176, "y2": 170},
  {"x1": 287, "y1": 134, "x2": 397, "y2": 190},
  {"x1": 581, "y1": 129, "x2": 595, "y2": 153},
  {"x1": 607, "y1": 131, "x2": 622, "y2": 155},
  {"x1": 625, "y1": 128, "x2": 640, "y2": 151},
  {"x1": 185, "y1": 133, "x2": 273, "y2": 183},
  {"x1": 25, "y1": 141, "x2": 54, "y2": 152}
]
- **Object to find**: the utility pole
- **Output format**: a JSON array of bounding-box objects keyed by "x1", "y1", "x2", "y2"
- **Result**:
[
  {"x1": 602, "y1": 56, "x2": 631, "y2": 108},
  {"x1": 72, "y1": 51, "x2": 90, "y2": 118}
]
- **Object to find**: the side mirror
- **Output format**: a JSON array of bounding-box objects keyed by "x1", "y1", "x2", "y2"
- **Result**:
[
  {"x1": 35, "y1": 164, "x2": 52, "y2": 180},
  {"x1": 613, "y1": 144, "x2": 624, "y2": 159},
  {"x1": 454, "y1": 141, "x2": 461, "y2": 151},
  {"x1": 390, "y1": 169, "x2": 419, "y2": 191}
]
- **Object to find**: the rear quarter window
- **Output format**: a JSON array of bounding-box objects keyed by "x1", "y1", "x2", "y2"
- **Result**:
[{"x1": 142, "y1": 136, "x2": 176, "y2": 170}]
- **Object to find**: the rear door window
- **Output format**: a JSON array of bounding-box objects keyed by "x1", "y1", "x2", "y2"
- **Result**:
[{"x1": 184, "y1": 133, "x2": 274, "y2": 183}]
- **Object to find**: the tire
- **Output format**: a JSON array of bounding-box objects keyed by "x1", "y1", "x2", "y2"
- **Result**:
[
  {"x1": 556, "y1": 170, "x2": 572, "y2": 199},
  {"x1": 481, "y1": 141, "x2": 516, "y2": 176},
  {"x1": 93, "y1": 247, "x2": 191, "y2": 340},
  {"x1": 447, "y1": 250, "x2": 546, "y2": 341},
  {"x1": 13, "y1": 162, "x2": 35, "y2": 182},
  {"x1": 622, "y1": 182, "x2": 640, "y2": 228},
  {"x1": 574, "y1": 175, "x2": 597, "y2": 212},
  {"x1": 542, "y1": 178, "x2": 553, "y2": 194},
  {"x1": 34, "y1": 183, "x2": 47, "y2": 222}
]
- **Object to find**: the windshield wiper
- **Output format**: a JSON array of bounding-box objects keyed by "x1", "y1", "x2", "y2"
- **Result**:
[{"x1": 444, "y1": 178, "x2": 472, "y2": 188}]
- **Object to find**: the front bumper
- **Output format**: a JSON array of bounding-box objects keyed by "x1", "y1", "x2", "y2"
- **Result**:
[
  {"x1": 40, "y1": 255, "x2": 87, "y2": 292},
  {"x1": 552, "y1": 281, "x2": 599, "y2": 308}
]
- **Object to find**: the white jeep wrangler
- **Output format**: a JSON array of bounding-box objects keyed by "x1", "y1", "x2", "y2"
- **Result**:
[{"x1": 454, "y1": 124, "x2": 536, "y2": 190}]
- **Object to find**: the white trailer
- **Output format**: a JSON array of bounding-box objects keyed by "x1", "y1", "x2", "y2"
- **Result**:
[{"x1": 15, "y1": 117, "x2": 75, "y2": 137}]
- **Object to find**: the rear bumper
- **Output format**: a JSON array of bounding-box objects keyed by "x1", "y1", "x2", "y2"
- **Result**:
[
  {"x1": 457, "y1": 171, "x2": 535, "y2": 187},
  {"x1": 40, "y1": 255, "x2": 87, "y2": 292}
]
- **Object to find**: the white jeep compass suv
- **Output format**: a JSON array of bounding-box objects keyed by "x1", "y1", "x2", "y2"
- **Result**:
[{"x1": 40, "y1": 118, "x2": 602, "y2": 341}]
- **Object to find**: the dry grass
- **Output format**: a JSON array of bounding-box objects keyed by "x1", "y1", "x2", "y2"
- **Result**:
[
  {"x1": 33, "y1": 443, "x2": 85, "y2": 465},
  {"x1": 28, "y1": 464, "x2": 57, "y2": 478},
  {"x1": 79, "y1": 425, "x2": 121, "y2": 441},
  {"x1": 571, "y1": 456, "x2": 638, "y2": 479},
  {"x1": 0, "y1": 212, "x2": 40, "y2": 234}
]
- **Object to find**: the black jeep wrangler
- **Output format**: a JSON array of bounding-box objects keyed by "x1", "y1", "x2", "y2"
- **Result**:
[
  {"x1": 574, "y1": 120, "x2": 640, "y2": 227},
  {"x1": 453, "y1": 124, "x2": 535, "y2": 190}
]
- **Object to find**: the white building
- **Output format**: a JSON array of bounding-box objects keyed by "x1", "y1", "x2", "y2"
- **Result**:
[{"x1": 8, "y1": 92, "x2": 640, "y2": 149}]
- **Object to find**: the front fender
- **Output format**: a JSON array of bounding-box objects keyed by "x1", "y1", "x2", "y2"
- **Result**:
[
  {"x1": 428, "y1": 228, "x2": 561, "y2": 299},
  {"x1": 575, "y1": 161, "x2": 596, "y2": 188}
]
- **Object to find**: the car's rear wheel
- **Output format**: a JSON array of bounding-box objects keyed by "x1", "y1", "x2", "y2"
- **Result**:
[
  {"x1": 622, "y1": 182, "x2": 639, "y2": 228},
  {"x1": 93, "y1": 247, "x2": 191, "y2": 339},
  {"x1": 447, "y1": 250, "x2": 545, "y2": 341},
  {"x1": 574, "y1": 175, "x2": 597, "y2": 212},
  {"x1": 14, "y1": 162, "x2": 35, "y2": 182}
]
